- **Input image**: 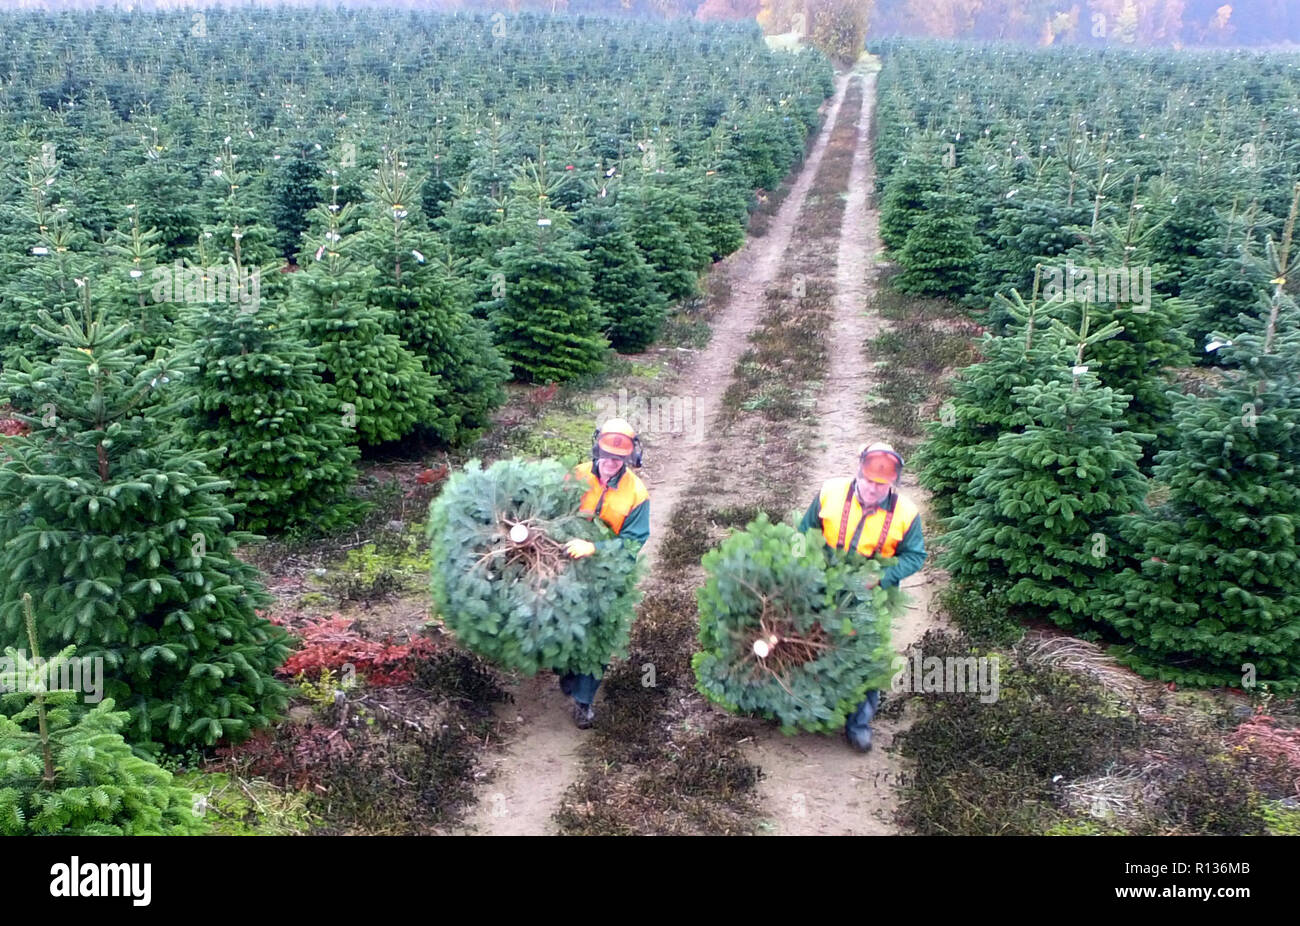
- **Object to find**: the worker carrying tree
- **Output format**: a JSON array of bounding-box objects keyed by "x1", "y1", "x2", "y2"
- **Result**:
[
  {"x1": 797, "y1": 442, "x2": 926, "y2": 751},
  {"x1": 558, "y1": 417, "x2": 651, "y2": 729}
]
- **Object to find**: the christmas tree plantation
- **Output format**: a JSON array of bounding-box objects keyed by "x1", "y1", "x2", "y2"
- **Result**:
[
  {"x1": 428, "y1": 459, "x2": 643, "y2": 678},
  {"x1": 693, "y1": 515, "x2": 901, "y2": 735},
  {"x1": 0, "y1": 294, "x2": 291, "y2": 752}
]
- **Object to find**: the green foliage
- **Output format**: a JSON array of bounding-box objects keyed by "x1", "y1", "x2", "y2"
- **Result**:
[
  {"x1": 878, "y1": 142, "x2": 941, "y2": 253},
  {"x1": 895, "y1": 186, "x2": 981, "y2": 299},
  {"x1": 621, "y1": 181, "x2": 711, "y2": 304},
  {"x1": 287, "y1": 198, "x2": 437, "y2": 447},
  {"x1": 487, "y1": 236, "x2": 609, "y2": 383},
  {"x1": 175, "y1": 300, "x2": 362, "y2": 535},
  {"x1": 692, "y1": 515, "x2": 903, "y2": 734},
  {"x1": 267, "y1": 139, "x2": 326, "y2": 262},
  {"x1": 1261, "y1": 800, "x2": 1300, "y2": 836},
  {"x1": 174, "y1": 771, "x2": 315, "y2": 836},
  {"x1": 915, "y1": 304, "x2": 1076, "y2": 518},
  {"x1": 428, "y1": 458, "x2": 644, "y2": 677},
  {"x1": 940, "y1": 373, "x2": 1149, "y2": 632},
  {"x1": 0, "y1": 601, "x2": 205, "y2": 835},
  {"x1": 0, "y1": 294, "x2": 291, "y2": 752},
  {"x1": 0, "y1": 696, "x2": 206, "y2": 835},
  {"x1": 975, "y1": 197, "x2": 1094, "y2": 318},
  {"x1": 1047, "y1": 290, "x2": 1193, "y2": 459},
  {"x1": 0, "y1": 153, "x2": 93, "y2": 371},
  {"x1": 356, "y1": 154, "x2": 508, "y2": 444},
  {"x1": 574, "y1": 203, "x2": 668, "y2": 353},
  {"x1": 1097, "y1": 314, "x2": 1300, "y2": 690}
]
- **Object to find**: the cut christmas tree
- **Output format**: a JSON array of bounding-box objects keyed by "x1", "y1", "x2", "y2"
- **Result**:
[
  {"x1": 693, "y1": 515, "x2": 902, "y2": 734},
  {"x1": 428, "y1": 459, "x2": 644, "y2": 678}
]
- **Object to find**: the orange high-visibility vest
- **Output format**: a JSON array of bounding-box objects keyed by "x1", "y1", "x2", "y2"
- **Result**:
[
  {"x1": 817, "y1": 476, "x2": 918, "y2": 558},
  {"x1": 573, "y1": 462, "x2": 649, "y2": 535}
]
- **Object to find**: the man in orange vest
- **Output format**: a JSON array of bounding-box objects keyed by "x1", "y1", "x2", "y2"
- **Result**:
[
  {"x1": 797, "y1": 442, "x2": 926, "y2": 751},
  {"x1": 559, "y1": 417, "x2": 650, "y2": 729}
]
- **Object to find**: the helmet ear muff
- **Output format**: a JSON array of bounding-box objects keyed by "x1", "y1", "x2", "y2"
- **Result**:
[{"x1": 631, "y1": 435, "x2": 643, "y2": 468}]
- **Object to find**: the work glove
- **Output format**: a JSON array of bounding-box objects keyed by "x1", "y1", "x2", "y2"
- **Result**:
[{"x1": 565, "y1": 538, "x2": 596, "y2": 559}]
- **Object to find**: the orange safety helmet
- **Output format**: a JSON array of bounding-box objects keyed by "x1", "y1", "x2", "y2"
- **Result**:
[
  {"x1": 592, "y1": 417, "x2": 643, "y2": 467},
  {"x1": 858, "y1": 442, "x2": 903, "y2": 484}
]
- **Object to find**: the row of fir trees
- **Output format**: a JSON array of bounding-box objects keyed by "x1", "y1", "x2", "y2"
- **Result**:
[{"x1": 0, "y1": 9, "x2": 833, "y2": 826}]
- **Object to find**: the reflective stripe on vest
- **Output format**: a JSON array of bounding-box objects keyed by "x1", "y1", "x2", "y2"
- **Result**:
[
  {"x1": 574, "y1": 462, "x2": 649, "y2": 535},
  {"x1": 817, "y1": 476, "x2": 918, "y2": 559}
]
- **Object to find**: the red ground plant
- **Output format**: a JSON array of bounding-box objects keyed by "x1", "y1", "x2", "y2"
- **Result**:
[
  {"x1": 1226, "y1": 707, "x2": 1300, "y2": 796},
  {"x1": 0, "y1": 406, "x2": 29, "y2": 437},
  {"x1": 270, "y1": 613, "x2": 438, "y2": 687}
]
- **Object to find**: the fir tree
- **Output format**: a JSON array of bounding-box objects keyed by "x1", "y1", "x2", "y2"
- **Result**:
[
  {"x1": 101, "y1": 205, "x2": 175, "y2": 360},
  {"x1": 620, "y1": 179, "x2": 710, "y2": 303},
  {"x1": 974, "y1": 194, "x2": 1093, "y2": 321},
  {"x1": 1181, "y1": 203, "x2": 1274, "y2": 360},
  {"x1": 175, "y1": 298, "x2": 363, "y2": 536},
  {"x1": 488, "y1": 229, "x2": 608, "y2": 384},
  {"x1": 120, "y1": 112, "x2": 202, "y2": 261},
  {"x1": 0, "y1": 595, "x2": 206, "y2": 835},
  {"x1": 0, "y1": 153, "x2": 91, "y2": 370},
  {"x1": 939, "y1": 309, "x2": 1150, "y2": 631},
  {"x1": 356, "y1": 153, "x2": 508, "y2": 444},
  {"x1": 1096, "y1": 194, "x2": 1300, "y2": 690},
  {"x1": 0, "y1": 288, "x2": 291, "y2": 752},
  {"x1": 574, "y1": 201, "x2": 668, "y2": 353},
  {"x1": 916, "y1": 285, "x2": 1076, "y2": 519},
  {"x1": 879, "y1": 139, "x2": 942, "y2": 253},
  {"x1": 268, "y1": 138, "x2": 326, "y2": 262},
  {"x1": 895, "y1": 184, "x2": 981, "y2": 299},
  {"x1": 287, "y1": 194, "x2": 437, "y2": 448}
]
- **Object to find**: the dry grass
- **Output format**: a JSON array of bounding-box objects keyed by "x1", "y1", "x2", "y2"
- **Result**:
[{"x1": 1019, "y1": 631, "x2": 1157, "y2": 711}]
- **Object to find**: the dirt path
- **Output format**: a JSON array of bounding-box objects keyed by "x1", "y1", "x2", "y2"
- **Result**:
[
  {"x1": 640, "y1": 72, "x2": 857, "y2": 565},
  {"x1": 458, "y1": 73, "x2": 859, "y2": 836},
  {"x1": 741, "y1": 68, "x2": 946, "y2": 836}
]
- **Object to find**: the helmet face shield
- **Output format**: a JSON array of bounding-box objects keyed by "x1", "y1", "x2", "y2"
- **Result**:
[
  {"x1": 596, "y1": 431, "x2": 635, "y2": 458},
  {"x1": 859, "y1": 449, "x2": 902, "y2": 484}
]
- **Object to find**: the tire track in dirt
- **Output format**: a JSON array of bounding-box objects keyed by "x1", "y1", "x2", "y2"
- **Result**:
[
  {"x1": 743, "y1": 69, "x2": 947, "y2": 836},
  {"x1": 457, "y1": 74, "x2": 858, "y2": 836}
]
